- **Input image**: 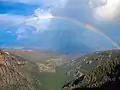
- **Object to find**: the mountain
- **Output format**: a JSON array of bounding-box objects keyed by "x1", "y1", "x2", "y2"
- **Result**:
[
  {"x1": 2, "y1": 49, "x2": 77, "y2": 90},
  {"x1": 0, "y1": 49, "x2": 36, "y2": 90},
  {"x1": 1, "y1": 48, "x2": 120, "y2": 90},
  {"x1": 62, "y1": 49, "x2": 120, "y2": 90}
]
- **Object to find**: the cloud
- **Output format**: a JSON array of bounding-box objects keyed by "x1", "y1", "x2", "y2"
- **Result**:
[
  {"x1": 90, "y1": 0, "x2": 120, "y2": 21},
  {"x1": 14, "y1": 8, "x2": 53, "y2": 40},
  {"x1": 43, "y1": 0, "x2": 68, "y2": 8},
  {"x1": 0, "y1": 0, "x2": 42, "y2": 5},
  {"x1": 0, "y1": 14, "x2": 27, "y2": 26},
  {"x1": 0, "y1": 0, "x2": 118, "y2": 53},
  {"x1": 0, "y1": 8, "x2": 54, "y2": 40},
  {"x1": 50, "y1": 0, "x2": 92, "y2": 22},
  {"x1": 0, "y1": 14, "x2": 28, "y2": 40},
  {"x1": 17, "y1": 35, "x2": 28, "y2": 40},
  {"x1": 89, "y1": 0, "x2": 107, "y2": 8},
  {"x1": 16, "y1": 27, "x2": 26, "y2": 34},
  {"x1": 25, "y1": 8, "x2": 52, "y2": 32},
  {"x1": 15, "y1": 27, "x2": 29, "y2": 40},
  {"x1": 0, "y1": 0, "x2": 91, "y2": 21},
  {"x1": 3, "y1": 0, "x2": 120, "y2": 22},
  {"x1": 1, "y1": 0, "x2": 68, "y2": 8}
]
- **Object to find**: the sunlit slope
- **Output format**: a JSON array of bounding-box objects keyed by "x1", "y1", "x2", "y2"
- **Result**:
[{"x1": 0, "y1": 49, "x2": 36, "y2": 90}]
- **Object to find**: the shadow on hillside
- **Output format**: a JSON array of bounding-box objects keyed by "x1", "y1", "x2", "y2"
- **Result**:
[
  {"x1": 72, "y1": 64, "x2": 120, "y2": 90},
  {"x1": 73, "y1": 80, "x2": 120, "y2": 90}
]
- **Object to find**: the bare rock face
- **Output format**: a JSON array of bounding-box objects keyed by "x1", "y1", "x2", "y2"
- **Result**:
[{"x1": 0, "y1": 49, "x2": 35, "y2": 90}]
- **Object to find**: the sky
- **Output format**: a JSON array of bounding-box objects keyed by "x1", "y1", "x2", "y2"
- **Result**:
[{"x1": 0, "y1": 0, "x2": 120, "y2": 54}]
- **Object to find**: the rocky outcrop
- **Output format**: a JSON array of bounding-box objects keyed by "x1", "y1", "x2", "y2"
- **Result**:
[
  {"x1": 36, "y1": 63, "x2": 56, "y2": 72},
  {"x1": 0, "y1": 49, "x2": 35, "y2": 90},
  {"x1": 62, "y1": 50, "x2": 120, "y2": 90}
]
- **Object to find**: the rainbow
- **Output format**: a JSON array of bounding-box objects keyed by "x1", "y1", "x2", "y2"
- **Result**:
[{"x1": 8, "y1": 15, "x2": 120, "y2": 49}]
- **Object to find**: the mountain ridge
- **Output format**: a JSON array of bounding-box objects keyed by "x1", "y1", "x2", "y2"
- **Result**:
[
  {"x1": 0, "y1": 49, "x2": 36, "y2": 90},
  {"x1": 62, "y1": 49, "x2": 120, "y2": 90}
]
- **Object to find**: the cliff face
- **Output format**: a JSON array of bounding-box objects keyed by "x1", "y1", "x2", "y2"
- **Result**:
[
  {"x1": 62, "y1": 50, "x2": 120, "y2": 90},
  {"x1": 0, "y1": 49, "x2": 36, "y2": 90}
]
